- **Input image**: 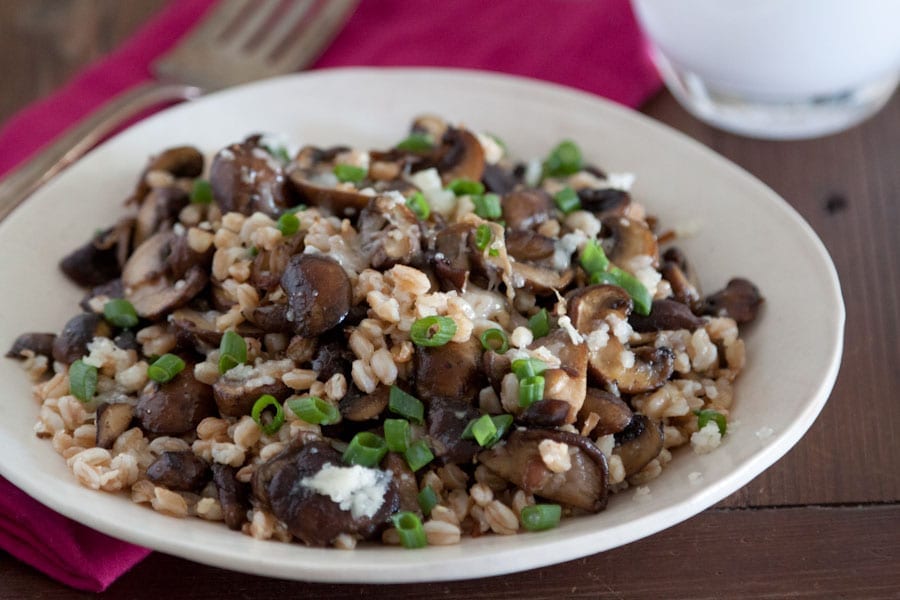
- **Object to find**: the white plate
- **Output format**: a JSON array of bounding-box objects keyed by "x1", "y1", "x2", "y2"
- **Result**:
[{"x1": 0, "y1": 68, "x2": 844, "y2": 582}]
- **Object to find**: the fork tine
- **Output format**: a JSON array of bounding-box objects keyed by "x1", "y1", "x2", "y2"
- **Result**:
[
  {"x1": 270, "y1": 0, "x2": 359, "y2": 70},
  {"x1": 255, "y1": 0, "x2": 316, "y2": 58},
  {"x1": 182, "y1": 0, "x2": 250, "y2": 42},
  {"x1": 224, "y1": 0, "x2": 283, "y2": 49}
]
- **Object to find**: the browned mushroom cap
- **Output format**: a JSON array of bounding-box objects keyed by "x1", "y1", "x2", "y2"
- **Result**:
[
  {"x1": 532, "y1": 330, "x2": 588, "y2": 423},
  {"x1": 280, "y1": 254, "x2": 352, "y2": 337},
  {"x1": 411, "y1": 114, "x2": 449, "y2": 140},
  {"x1": 577, "y1": 388, "x2": 633, "y2": 436},
  {"x1": 286, "y1": 146, "x2": 372, "y2": 218},
  {"x1": 134, "y1": 146, "x2": 204, "y2": 199},
  {"x1": 518, "y1": 399, "x2": 571, "y2": 428},
  {"x1": 701, "y1": 278, "x2": 764, "y2": 324},
  {"x1": 629, "y1": 299, "x2": 704, "y2": 333},
  {"x1": 505, "y1": 230, "x2": 556, "y2": 262},
  {"x1": 414, "y1": 337, "x2": 483, "y2": 403},
  {"x1": 252, "y1": 441, "x2": 400, "y2": 546},
  {"x1": 382, "y1": 452, "x2": 420, "y2": 513},
  {"x1": 6, "y1": 332, "x2": 56, "y2": 360},
  {"x1": 437, "y1": 127, "x2": 485, "y2": 185},
  {"x1": 661, "y1": 254, "x2": 702, "y2": 310},
  {"x1": 249, "y1": 231, "x2": 304, "y2": 292},
  {"x1": 433, "y1": 222, "x2": 473, "y2": 291},
  {"x1": 482, "y1": 163, "x2": 518, "y2": 195},
  {"x1": 600, "y1": 216, "x2": 659, "y2": 269},
  {"x1": 427, "y1": 397, "x2": 481, "y2": 464},
  {"x1": 122, "y1": 231, "x2": 208, "y2": 320},
  {"x1": 212, "y1": 361, "x2": 293, "y2": 418},
  {"x1": 209, "y1": 136, "x2": 294, "y2": 217},
  {"x1": 171, "y1": 308, "x2": 263, "y2": 349},
  {"x1": 146, "y1": 451, "x2": 210, "y2": 492},
  {"x1": 95, "y1": 402, "x2": 135, "y2": 449},
  {"x1": 339, "y1": 385, "x2": 389, "y2": 422},
  {"x1": 52, "y1": 313, "x2": 112, "y2": 364},
  {"x1": 613, "y1": 414, "x2": 664, "y2": 478},
  {"x1": 482, "y1": 350, "x2": 511, "y2": 395},
  {"x1": 478, "y1": 429, "x2": 608, "y2": 512},
  {"x1": 135, "y1": 365, "x2": 216, "y2": 434},
  {"x1": 59, "y1": 218, "x2": 134, "y2": 288},
  {"x1": 568, "y1": 284, "x2": 632, "y2": 331},
  {"x1": 577, "y1": 188, "x2": 631, "y2": 218},
  {"x1": 502, "y1": 189, "x2": 555, "y2": 231},
  {"x1": 212, "y1": 463, "x2": 249, "y2": 530},
  {"x1": 133, "y1": 186, "x2": 189, "y2": 247},
  {"x1": 358, "y1": 195, "x2": 423, "y2": 269},
  {"x1": 511, "y1": 262, "x2": 574, "y2": 295}
]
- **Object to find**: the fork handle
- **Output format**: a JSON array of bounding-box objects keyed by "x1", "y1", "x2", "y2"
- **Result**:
[{"x1": 0, "y1": 81, "x2": 202, "y2": 222}]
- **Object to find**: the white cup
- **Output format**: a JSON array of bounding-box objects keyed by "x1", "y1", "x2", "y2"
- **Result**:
[{"x1": 631, "y1": 0, "x2": 900, "y2": 139}]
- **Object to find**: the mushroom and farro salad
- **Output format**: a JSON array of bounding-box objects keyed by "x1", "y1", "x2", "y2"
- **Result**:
[{"x1": 8, "y1": 115, "x2": 763, "y2": 549}]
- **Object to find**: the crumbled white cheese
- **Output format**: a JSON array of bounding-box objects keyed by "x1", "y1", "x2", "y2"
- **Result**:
[
  {"x1": 619, "y1": 349, "x2": 635, "y2": 369},
  {"x1": 476, "y1": 132, "x2": 504, "y2": 164},
  {"x1": 755, "y1": 426, "x2": 774, "y2": 440},
  {"x1": 301, "y1": 463, "x2": 392, "y2": 519},
  {"x1": 690, "y1": 422, "x2": 723, "y2": 454},
  {"x1": 586, "y1": 323, "x2": 610, "y2": 352},
  {"x1": 688, "y1": 471, "x2": 704, "y2": 485},
  {"x1": 608, "y1": 314, "x2": 633, "y2": 344},
  {"x1": 605, "y1": 172, "x2": 636, "y2": 191},
  {"x1": 633, "y1": 485, "x2": 652, "y2": 502},
  {"x1": 407, "y1": 168, "x2": 456, "y2": 217},
  {"x1": 524, "y1": 159, "x2": 542, "y2": 187},
  {"x1": 557, "y1": 316, "x2": 584, "y2": 345},
  {"x1": 538, "y1": 439, "x2": 572, "y2": 473},
  {"x1": 552, "y1": 231, "x2": 587, "y2": 271},
  {"x1": 510, "y1": 326, "x2": 534, "y2": 349}
]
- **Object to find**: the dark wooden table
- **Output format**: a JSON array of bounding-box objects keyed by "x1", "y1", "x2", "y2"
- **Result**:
[{"x1": 1, "y1": 2, "x2": 898, "y2": 598}]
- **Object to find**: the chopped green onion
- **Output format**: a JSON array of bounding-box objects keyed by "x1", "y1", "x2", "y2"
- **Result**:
[
  {"x1": 417, "y1": 485, "x2": 439, "y2": 516},
  {"x1": 69, "y1": 359, "x2": 97, "y2": 402},
  {"x1": 343, "y1": 432, "x2": 388, "y2": 468},
  {"x1": 384, "y1": 418, "x2": 411, "y2": 452},
  {"x1": 472, "y1": 193, "x2": 502, "y2": 219},
  {"x1": 391, "y1": 511, "x2": 427, "y2": 549},
  {"x1": 520, "y1": 504, "x2": 562, "y2": 531},
  {"x1": 147, "y1": 353, "x2": 185, "y2": 384},
  {"x1": 694, "y1": 409, "x2": 728, "y2": 435},
  {"x1": 388, "y1": 386, "x2": 425, "y2": 424},
  {"x1": 276, "y1": 211, "x2": 299, "y2": 236},
  {"x1": 511, "y1": 358, "x2": 547, "y2": 380},
  {"x1": 591, "y1": 267, "x2": 652, "y2": 316},
  {"x1": 218, "y1": 330, "x2": 247, "y2": 374},
  {"x1": 409, "y1": 315, "x2": 457, "y2": 347},
  {"x1": 396, "y1": 132, "x2": 434, "y2": 153},
  {"x1": 287, "y1": 396, "x2": 340, "y2": 425},
  {"x1": 490, "y1": 414, "x2": 514, "y2": 442},
  {"x1": 519, "y1": 375, "x2": 545, "y2": 407},
  {"x1": 404, "y1": 439, "x2": 434, "y2": 472},
  {"x1": 447, "y1": 178, "x2": 484, "y2": 196},
  {"x1": 461, "y1": 413, "x2": 513, "y2": 447},
  {"x1": 405, "y1": 191, "x2": 430, "y2": 220},
  {"x1": 553, "y1": 186, "x2": 581, "y2": 214},
  {"x1": 285, "y1": 204, "x2": 307, "y2": 214},
  {"x1": 251, "y1": 394, "x2": 285, "y2": 435},
  {"x1": 263, "y1": 144, "x2": 291, "y2": 164},
  {"x1": 528, "y1": 308, "x2": 551, "y2": 339},
  {"x1": 479, "y1": 328, "x2": 510, "y2": 354},
  {"x1": 471, "y1": 414, "x2": 498, "y2": 446},
  {"x1": 333, "y1": 164, "x2": 367, "y2": 183},
  {"x1": 190, "y1": 178, "x2": 213, "y2": 204},
  {"x1": 543, "y1": 140, "x2": 583, "y2": 178},
  {"x1": 103, "y1": 299, "x2": 138, "y2": 329},
  {"x1": 580, "y1": 240, "x2": 609, "y2": 275},
  {"x1": 474, "y1": 224, "x2": 493, "y2": 251}
]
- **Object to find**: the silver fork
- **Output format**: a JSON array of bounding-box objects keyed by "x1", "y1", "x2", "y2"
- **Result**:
[{"x1": 0, "y1": 0, "x2": 358, "y2": 221}]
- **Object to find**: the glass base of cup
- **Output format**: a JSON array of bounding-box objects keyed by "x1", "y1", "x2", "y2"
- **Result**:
[{"x1": 652, "y1": 49, "x2": 899, "y2": 140}]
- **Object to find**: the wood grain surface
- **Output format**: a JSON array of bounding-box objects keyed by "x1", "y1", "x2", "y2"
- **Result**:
[{"x1": 1, "y1": 1, "x2": 898, "y2": 598}]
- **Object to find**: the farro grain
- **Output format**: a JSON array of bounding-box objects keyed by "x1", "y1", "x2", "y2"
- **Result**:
[
  {"x1": 424, "y1": 520, "x2": 462, "y2": 545},
  {"x1": 484, "y1": 500, "x2": 519, "y2": 535}
]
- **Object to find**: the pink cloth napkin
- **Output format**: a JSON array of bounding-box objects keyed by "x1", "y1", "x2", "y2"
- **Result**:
[{"x1": 0, "y1": 0, "x2": 661, "y2": 592}]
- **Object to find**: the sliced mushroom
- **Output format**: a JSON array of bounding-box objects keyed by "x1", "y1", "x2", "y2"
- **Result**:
[
  {"x1": 661, "y1": 259, "x2": 702, "y2": 310},
  {"x1": 382, "y1": 452, "x2": 420, "y2": 513},
  {"x1": 505, "y1": 230, "x2": 556, "y2": 262},
  {"x1": 518, "y1": 399, "x2": 571, "y2": 428},
  {"x1": 511, "y1": 262, "x2": 574, "y2": 295},
  {"x1": 6, "y1": 332, "x2": 56, "y2": 360},
  {"x1": 427, "y1": 398, "x2": 481, "y2": 464},
  {"x1": 357, "y1": 195, "x2": 422, "y2": 269},
  {"x1": 411, "y1": 114, "x2": 448, "y2": 140},
  {"x1": 482, "y1": 163, "x2": 517, "y2": 195},
  {"x1": 532, "y1": 330, "x2": 588, "y2": 423},
  {"x1": 52, "y1": 313, "x2": 112, "y2": 364},
  {"x1": 437, "y1": 127, "x2": 485, "y2": 184},
  {"x1": 250, "y1": 232, "x2": 304, "y2": 292},
  {"x1": 252, "y1": 441, "x2": 399, "y2": 546},
  {"x1": 339, "y1": 385, "x2": 389, "y2": 422},
  {"x1": 701, "y1": 278, "x2": 764, "y2": 324},
  {"x1": 613, "y1": 414, "x2": 664, "y2": 478},
  {"x1": 95, "y1": 402, "x2": 135, "y2": 449},
  {"x1": 280, "y1": 254, "x2": 352, "y2": 337},
  {"x1": 212, "y1": 463, "x2": 249, "y2": 530},
  {"x1": 286, "y1": 146, "x2": 372, "y2": 218},
  {"x1": 414, "y1": 337, "x2": 483, "y2": 403},
  {"x1": 629, "y1": 299, "x2": 704, "y2": 333},
  {"x1": 79, "y1": 279, "x2": 124, "y2": 314},
  {"x1": 133, "y1": 186, "x2": 189, "y2": 247},
  {"x1": 246, "y1": 303, "x2": 291, "y2": 333},
  {"x1": 171, "y1": 308, "x2": 224, "y2": 348},
  {"x1": 135, "y1": 145, "x2": 204, "y2": 199},
  {"x1": 577, "y1": 188, "x2": 630, "y2": 218},
  {"x1": 433, "y1": 222, "x2": 473, "y2": 291},
  {"x1": 213, "y1": 361, "x2": 293, "y2": 418},
  {"x1": 482, "y1": 350, "x2": 511, "y2": 395},
  {"x1": 146, "y1": 451, "x2": 210, "y2": 492},
  {"x1": 122, "y1": 231, "x2": 208, "y2": 320},
  {"x1": 577, "y1": 388, "x2": 633, "y2": 437},
  {"x1": 502, "y1": 189, "x2": 555, "y2": 231},
  {"x1": 135, "y1": 366, "x2": 216, "y2": 434},
  {"x1": 59, "y1": 219, "x2": 133, "y2": 287},
  {"x1": 310, "y1": 334, "x2": 353, "y2": 382},
  {"x1": 209, "y1": 136, "x2": 294, "y2": 217},
  {"x1": 478, "y1": 429, "x2": 608, "y2": 512},
  {"x1": 600, "y1": 216, "x2": 659, "y2": 269}
]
